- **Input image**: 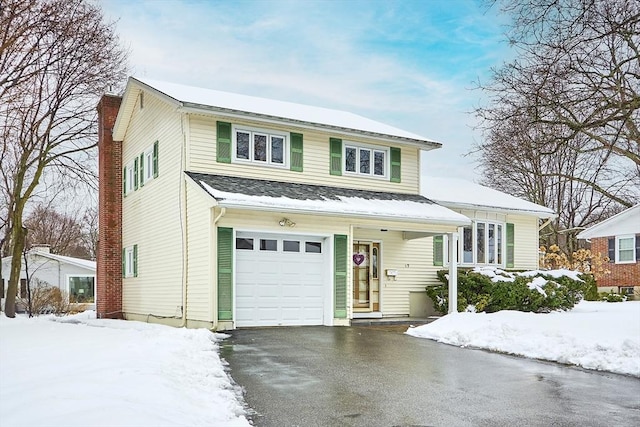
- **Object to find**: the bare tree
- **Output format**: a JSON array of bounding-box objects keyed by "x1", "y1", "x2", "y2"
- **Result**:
[
  {"x1": 80, "y1": 206, "x2": 99, "y2": 261},
  {"x1": 475, "y1": 0, "x2": 640, "y2": 255},
  {"x1": 0, "y1": 0, "x2": 128, "y2": 317},
  {"x1": 23, "y1": 203, "x2": 93, "y2": 259}
]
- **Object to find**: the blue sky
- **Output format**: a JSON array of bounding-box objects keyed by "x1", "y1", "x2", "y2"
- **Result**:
[{"x1": 100, "y1": 0, "x2": 511, "y2": 181}]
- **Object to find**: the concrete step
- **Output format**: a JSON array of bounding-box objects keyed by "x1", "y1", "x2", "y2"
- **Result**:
[{"x1": 350, "y1": 316, "x2": 440, "y2": 327}]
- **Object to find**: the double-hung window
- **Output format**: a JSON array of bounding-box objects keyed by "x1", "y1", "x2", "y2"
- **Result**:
[
  {"x1": 140, "y1": 141, "x2": 159, "y2": 186},
  {"x1": 344, "y1": 144, "x2": 388, "y2": 178},
  {"x1": 616, "y1": 235, "x2": 635, "y2": 263},
  {"x1": 124, "y1": 162, "x2": 135, "y2": 195},
  {"x1": 123, "y1": 245, "x2": 138, "y2": 278},
  {"x1": 234, "y1": 126, "x2": 287, "y2": 167}
]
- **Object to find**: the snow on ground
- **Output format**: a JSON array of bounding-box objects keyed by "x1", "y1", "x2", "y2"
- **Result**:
[
  {"x1": 0, "y1": 312, "x2": 249, "y2": 427},
  {"x1": 407, "y1": 301, "x2": 640, "y2": 377}
]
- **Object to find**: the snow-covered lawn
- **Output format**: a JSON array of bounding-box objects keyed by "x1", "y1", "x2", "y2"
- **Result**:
[
  {"x1": 0, "y1": 312, "x2": 249, "y2": 427},
  {"x1": 407, "y1": 301, "x2": 640, "y2": 377}
]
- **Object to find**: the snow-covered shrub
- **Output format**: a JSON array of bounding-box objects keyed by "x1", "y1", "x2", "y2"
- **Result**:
[
  {"x1": 600, "y1": 291, "x2": 626, "y2": 302},
  {"x1": 426, "y1": 268, "x2": 591, "y2": 315},
  {"x1": 17, "y1": 279, "x2": 84, "y2": 316}
]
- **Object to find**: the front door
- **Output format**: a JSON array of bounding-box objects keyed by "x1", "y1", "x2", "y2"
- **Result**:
[{"x1": 352, "y1": 242, "x2": 380, "y2": 312}]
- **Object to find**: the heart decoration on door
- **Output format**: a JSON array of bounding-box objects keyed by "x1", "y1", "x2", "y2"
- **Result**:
[{"x1": 353, "y1": 253, "x2": 365, "y2": 266}]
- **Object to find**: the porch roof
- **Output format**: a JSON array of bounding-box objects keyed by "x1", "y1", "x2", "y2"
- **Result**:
[{"x1": 186, "y1": 172, "x2": 470, "y2": 226}]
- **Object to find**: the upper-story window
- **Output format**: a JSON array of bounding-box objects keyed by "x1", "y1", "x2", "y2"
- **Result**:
[
  {"x1": 233, "y1": 126, "x2": 287, "y2": 167},
  {"x1": 124, "y1": 161, "x2": 135, "y2": 195},
  {"x1": 124, "y1": 141, "x2": 159, "y2": 196},
  {"x1": 329, "y1": 137, "x2": 400, "y2": 182},
  {"x1": 344, "y1": 144, "x2": 388, "y2": 178}
]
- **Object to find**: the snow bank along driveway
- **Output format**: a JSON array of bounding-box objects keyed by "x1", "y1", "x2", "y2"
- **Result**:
[
  {"x1": 0, "y1": 312, "x2": 249, "y2": 427},
  {"x1": 407, "y1": 301, "x2": 640, "y2": 377}
]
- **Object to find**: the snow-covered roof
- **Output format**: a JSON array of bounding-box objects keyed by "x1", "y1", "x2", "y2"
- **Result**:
[
  {"x1": 186, "y1": 172, "x2": 470, "y2": 227},
  {"x1": 421, "y1": 177, "x2": 555, "y2": 218},
  {"x1": 114, "y1": 77, "x2": 441, "y2": 149},
  {"x1": 1, "y1": 249, "x2": 95, "y2": 271},
  {"x1": 577, "y1": 204, "x2": 640, "y2": 239}
]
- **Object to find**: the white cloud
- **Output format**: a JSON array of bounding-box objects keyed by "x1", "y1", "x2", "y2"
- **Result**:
[{"x1": 101, "y1": 0, "x2": 504, "y2": 180}]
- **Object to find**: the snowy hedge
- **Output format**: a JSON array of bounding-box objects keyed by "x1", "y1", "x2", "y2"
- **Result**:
[{"x1": 426, "y1": 267, "x2": 597, "y2": 314}]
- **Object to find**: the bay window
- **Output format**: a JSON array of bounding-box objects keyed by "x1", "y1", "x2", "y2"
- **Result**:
[{"x1": 439, "y1": 221, "x2": 512, "y2": 267}]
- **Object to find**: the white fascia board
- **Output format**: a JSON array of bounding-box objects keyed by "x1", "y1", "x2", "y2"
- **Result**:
[
  {"x1": 437, "y1": 201, "x2": 557, "y2": 219},
  {"x1": 176, "y1": 104, "x2": 442, "y2": 151},
  {"x1": 114, "y1": 78, "x2": 184, "y2": 141},
  {"x1": 215, "y1": 200, "x2": 471, "y2": 228},
  {"x1": 577, "y1": 204, "x2": 640, "y2": 239}
]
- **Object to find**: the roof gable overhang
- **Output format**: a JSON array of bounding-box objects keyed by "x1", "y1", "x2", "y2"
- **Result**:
[
  {"x1": 438, "y1": 201, "x2": 557, "y2": 219},
  {"x1": 113, "y1": 77, "x2": 442, "y2": 150},
  {"x1": 577, "y1": 204, "x2": 640, "y2": 239}
]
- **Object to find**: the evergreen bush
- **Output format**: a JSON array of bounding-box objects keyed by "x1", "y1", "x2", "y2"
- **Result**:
[{"x1": 426, "y1": 269, "x2": 591, "y2": 315}]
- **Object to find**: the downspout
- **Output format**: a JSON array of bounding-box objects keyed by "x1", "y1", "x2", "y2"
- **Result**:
[
  {"x1": 214, "y1": 207, "x2": 226, "y2": 224},
  {"x1": 179, "y1": 115, "x2": 188, "y2": 328}
]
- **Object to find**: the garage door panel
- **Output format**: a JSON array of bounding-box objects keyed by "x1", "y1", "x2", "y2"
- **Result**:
[{"x1": 235, "y1": 233, "x2": 326, "y2": 327}]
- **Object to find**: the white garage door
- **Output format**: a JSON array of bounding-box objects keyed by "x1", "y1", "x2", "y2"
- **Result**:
[{"x1": 235, "y1": 232, "x2": 327, "y2": 327}]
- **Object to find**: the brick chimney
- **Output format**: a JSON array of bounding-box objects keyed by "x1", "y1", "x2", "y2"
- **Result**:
[{"x1": 96, "y1": 95, "x2": 123, "y2": 319}]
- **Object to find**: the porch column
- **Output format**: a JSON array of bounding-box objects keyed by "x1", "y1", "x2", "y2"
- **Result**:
[{"x1": 448, "y1": 232, "x2": 458, "y2": 314}]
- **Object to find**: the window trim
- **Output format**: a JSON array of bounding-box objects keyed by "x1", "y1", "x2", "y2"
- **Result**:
[
  {"x1": 343, "y1": 142, "x2": 389, "y2": 179},
  {"x1": 124, "y1": 245, "x2": 137, "y2": 278},
  {"x1": 615, "y1": 235, "x2": 636, "y2": 264},
  {"x1": 67, "y1": 274, "x2": 96, "y2": 304},
  {"x1": 442, "y1": 221, "x2": 506, "y2": 267},
  {"x1": 232, "y1": 125, "x2": 288, "y2": 168},
  {"x1": 124, "y1": 161, "x2": 135, "y2": 195},
  {"x1": 142, "y1": 147, "x2": 154, "y2": 183}
]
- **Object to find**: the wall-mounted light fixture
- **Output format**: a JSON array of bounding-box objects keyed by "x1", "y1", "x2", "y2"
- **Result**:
[{"x1": 279, "y1": 218, "x2": 296, "y2": 227}]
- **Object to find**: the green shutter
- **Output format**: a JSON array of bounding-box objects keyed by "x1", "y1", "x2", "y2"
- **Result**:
[
  {"x1": 217, "y1": 227, "x2": 233, "y2": 320},
  {"x1": 390, "y1": 147, "x2": 401, "y2": 183},
  {"x1": 123, "y1": 167, "x2": 127, "y2": 196},
  {"x1": 290, "y1": 132, "x2": 303, "y2": 172},
  {"x1": 139, "y1": 153, "x2": 145, "y2": 187},
  {"x1": 153, "y1": 141, "x2": 159, "y2": 178},
  {"x1": 506, "y1": 223, "x2": 515, "y2": 268},
  {"x1": 330, "y1": 138, "x2": 342, "y2": 176},
  {"x1": 122, "y1": 248, "x2": 126, "y2": 277},
  {"x1": 217, "y1": 121, "x2": 232, "y2": 163},
  {"x1": 133, "y1": 157, "x2": 139, "y2": 190},
  {"x1": 433, "y1": 235, "x2": 444, "y2": 266},
  {"x1": 133, "y1": 244, "x2": 138, "y2": 277},
  {"x1": 334, "y1": 234, "x2": 348, "y2": 318}
]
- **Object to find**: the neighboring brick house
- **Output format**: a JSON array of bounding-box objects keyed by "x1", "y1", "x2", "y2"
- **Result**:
[{"x1": 577, "y1": 204, "x2": 640, "y2": 296}]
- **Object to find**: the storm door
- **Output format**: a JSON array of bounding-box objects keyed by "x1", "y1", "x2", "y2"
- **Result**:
[{"x1": 352, "y1": 242, "x2": 380, "y2": 312}]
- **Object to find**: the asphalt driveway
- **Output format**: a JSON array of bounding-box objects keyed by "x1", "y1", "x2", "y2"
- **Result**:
[{"x1": 220, "y1": 326, "x2": 640, "y2": 427}]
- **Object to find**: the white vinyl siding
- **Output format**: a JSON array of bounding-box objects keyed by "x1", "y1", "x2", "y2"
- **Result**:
[
  {"x1": 185, "y1": 183, "x2": 214, "y2": 321},
  {"x1": 187, "y1": 114, "x2": 420, "y2": 194},
  {"x1": 217, "y1": 208, "x2": 457, "y2": 320},
  {"x1": 121, "y1": 92, "x2": 183, "y2": 317},
  {"x1": 353, "y1": 229, "x2": 440, "y2": 317}
]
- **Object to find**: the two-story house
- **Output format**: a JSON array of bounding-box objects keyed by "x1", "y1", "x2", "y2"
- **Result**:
[
  {"x1": 577, "y1": 204, "x2": 640, "y2": 296},
  {"x1": 97, "y1": 77, "x2": 551, "y2": 330}
]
